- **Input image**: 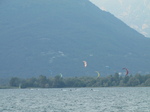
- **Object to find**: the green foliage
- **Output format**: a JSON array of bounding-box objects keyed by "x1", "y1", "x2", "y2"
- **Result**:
[
  {"x1": 1, "y1": 0, "x2": 150, "y2": 78},
  {"x1": 145, "y1": 78, "x2": 150, "y2": 86},
  {"x1": 8, "y1": 74, "x2": 150, "y2": 88},
  {"x1": 9, "y1": 77, "x2": 21, "y2": 87}
]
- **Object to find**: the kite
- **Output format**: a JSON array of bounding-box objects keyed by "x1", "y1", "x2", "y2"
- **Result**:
[
  {"x1": 83, "y1": 61, "x2": 87, "y2": 67},
  {"x1": 122, "y1": 68, "x2": 129, "y2": 75},
  {"x1": 95, "y1": 71, "x2": 100, "y2": 78}
]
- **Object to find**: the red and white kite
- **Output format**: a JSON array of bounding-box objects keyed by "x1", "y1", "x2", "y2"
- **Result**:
[{"x1": 83, "y1": 61, "x2": 87, "y2": 67}]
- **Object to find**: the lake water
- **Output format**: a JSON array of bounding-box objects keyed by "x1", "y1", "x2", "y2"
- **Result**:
[{"x1": 0, "y1": 87, "x2": 150, "y2": 112}]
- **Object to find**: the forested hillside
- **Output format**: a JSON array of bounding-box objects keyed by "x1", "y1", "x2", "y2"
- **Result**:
[{"x1": 0, "y1": 0, "x2": 150, "y2": 78}]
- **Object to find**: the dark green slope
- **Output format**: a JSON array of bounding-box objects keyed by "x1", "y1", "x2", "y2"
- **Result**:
[{"x1": 0, "y1": 0, "x2": 150, "y2": 77}]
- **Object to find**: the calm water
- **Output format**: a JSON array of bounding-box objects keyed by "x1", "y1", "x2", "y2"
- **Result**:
[{"x1": 0, "y1": 87, "x2": 150, "y2": 112}]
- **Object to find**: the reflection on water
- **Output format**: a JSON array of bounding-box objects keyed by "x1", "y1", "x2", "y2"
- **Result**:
[{"x1": 0, "y1": 87, "x2": 150, "y2": 112}]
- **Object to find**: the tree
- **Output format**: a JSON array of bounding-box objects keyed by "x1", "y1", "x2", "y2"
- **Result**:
[
  {"x1": 9, "y1": 77, "x2": 21, "y2": 87},
  {"x1": 113, "y1": 73, "x2": 120, "y2": 86},
  {"x1": 119, "y1": 80, "x2": 125, "y2": 86},
  {"x1": 52, "y1": 75, "x2": 65, "y2": 88},
  {"x1": 145, "y1": 78, "x2": 150, "y2": 86},
  {"x1": 134, "y1": 74, "x2": 143, "y2": 84},
  {"x1": 38, "y1": 75, "x2": 48, "y2": 88},
  {"x1": 127, "y1": 77, "x2": 140, "y2": 86},
  {"x1": 25, "y1": 77, "x2": 38, "y2": 88},
  {"x1": 73, "y1": 79, "x2": 86, "y2": 87},
  {"x1": 123, "y1": 75, "x2": 130, "y2": 86}
]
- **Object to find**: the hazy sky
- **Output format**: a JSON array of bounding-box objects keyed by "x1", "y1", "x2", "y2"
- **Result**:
[{"x1": 89, "y1": 0, "x2": 150, "y2": 37}]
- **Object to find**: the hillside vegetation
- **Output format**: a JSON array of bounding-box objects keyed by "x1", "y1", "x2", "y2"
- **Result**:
[
  {"x1": 7, "y1": 74, "x2": 150, "y2": 88},
  {"x1": 0, "y1": 0, "x2": 150, "y2": 78}
]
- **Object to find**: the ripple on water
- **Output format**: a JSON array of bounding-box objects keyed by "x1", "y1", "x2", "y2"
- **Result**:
[{"x1": 0, "y1": 87, "x2": 150, "y2": 112}]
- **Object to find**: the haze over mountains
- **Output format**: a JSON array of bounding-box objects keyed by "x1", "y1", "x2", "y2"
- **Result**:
[
  {"x1": 90, "y1": 0, "x2": 150, "y2": 37},
  {"x1": 0, "y1": 0, "x2": 150, "y2": 78}
]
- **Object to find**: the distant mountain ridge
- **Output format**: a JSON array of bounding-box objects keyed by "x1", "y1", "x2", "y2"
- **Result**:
[
  {"x1": 90, "y1": 0, "x2": 150, "y2": 37},
  {"x1": 0, "y1": 0, "x2": 150, "y2": 78}
]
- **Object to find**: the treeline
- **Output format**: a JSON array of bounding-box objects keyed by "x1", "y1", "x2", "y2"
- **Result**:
[{"x1": 9, "y1": 74, "x2": 150, "y2": 88}]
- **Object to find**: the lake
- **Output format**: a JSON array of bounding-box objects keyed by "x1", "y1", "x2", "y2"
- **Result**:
[{"x1": 0, "y1": 87, "x2": 150, "y2": 112}]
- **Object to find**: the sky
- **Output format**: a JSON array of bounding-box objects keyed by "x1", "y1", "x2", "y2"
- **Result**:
[{"x1": 89, "y1": 0, "x2": 150, "y2": 37}]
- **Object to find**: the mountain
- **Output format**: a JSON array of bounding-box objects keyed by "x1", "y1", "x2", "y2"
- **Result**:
[
  {"x1": 90, "y1": 0, "x2": 150, "y2": 37},
  {"x1": 0, "y1": 0, "x2": 150, "y2": 78}
]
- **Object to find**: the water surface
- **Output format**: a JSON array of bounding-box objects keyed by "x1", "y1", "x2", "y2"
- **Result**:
[{"x1": 0, "y1": 87, "x2": 150, "y2": 112}]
